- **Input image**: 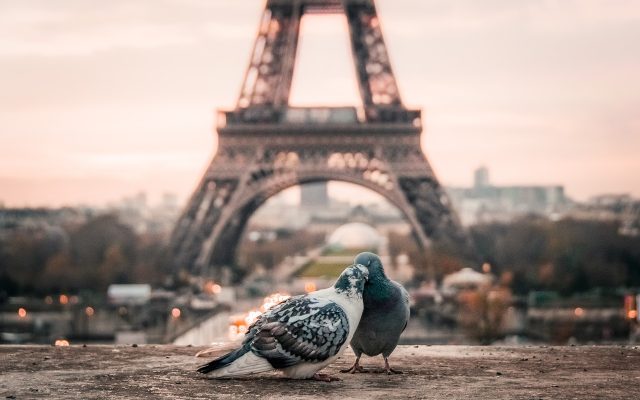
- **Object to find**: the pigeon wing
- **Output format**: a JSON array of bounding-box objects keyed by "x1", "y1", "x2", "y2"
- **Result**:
[
  {"x1": 391, "y1": 280, "x2": 411, "y2": 332},
  {"x1": 247, "y1": 296, "x2": 349, "y2": 369}
]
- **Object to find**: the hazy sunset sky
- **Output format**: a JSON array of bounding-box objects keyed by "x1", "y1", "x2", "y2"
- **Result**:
[{"x1": 1, "y1": 0, "x2": 639, "y2": 207}]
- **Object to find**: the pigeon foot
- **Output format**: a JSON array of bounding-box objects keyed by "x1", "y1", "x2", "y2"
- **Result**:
[
  {"x1": 385, "y1": 367, "x2": 403, "y2": 375},
  {"x1": 313, "y1": 373, "x2": 341, "y2": 382},
  {"x1": 383, "y1": 357, "x2": 403, "y2": 375},
  {"x1": 340, "y1": 364, "x2": 367, "y2": 374},
  {"x1": 340, "y1": 356, "x2": 367, "y2": 374}
]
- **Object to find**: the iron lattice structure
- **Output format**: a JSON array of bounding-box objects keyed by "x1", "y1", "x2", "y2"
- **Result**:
[{"x1": 169, "y1": 0, "x2": 470, "y2": 280}]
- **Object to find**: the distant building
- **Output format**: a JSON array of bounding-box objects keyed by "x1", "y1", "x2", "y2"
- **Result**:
[
  {"x1": 447, "y1": 167, "x2": 568, "y2": 226},
  {"x1": 107, "y1": 284, "x2": 152, "y2": 306},
  {"x1": 300, "y1": 182, "x2": 330, "y2": 208},
  {"x1": 474, "y1": 166, "x2": 490, "y2": 189},
  {"x1": 308, "y1": 204, "x2": 409, "y2": 236},
  {"x1": 0, "y1": 191, "x2": 180, "y2": 241},
  {"x1": 567, "y1": 194, "x2": 640, "y2": 236},
  {"x1": 327, "y1": 222, "x2": 382, "y2": 251},
  {"x1": 0, "y1": 207, "x2": 92, "y2": 239},
  {"x1": 107, "y1": 192, "x2": 180, "y2": 236},
  {"x1": 248, "y1": 185, "x2": 408, "y2": 235},
  {"x1": 587, "y1": 193, "x2": 634, "y2": 209}
]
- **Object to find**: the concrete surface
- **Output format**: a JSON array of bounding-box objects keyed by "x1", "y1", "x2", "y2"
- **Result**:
[{"x1": 1, "y1": 345, "x2": 638, "y2": 399}]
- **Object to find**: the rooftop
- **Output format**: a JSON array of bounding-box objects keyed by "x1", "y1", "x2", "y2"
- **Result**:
[{"x1": 1, "y1": 345, "x2": 638, "y2": 399}]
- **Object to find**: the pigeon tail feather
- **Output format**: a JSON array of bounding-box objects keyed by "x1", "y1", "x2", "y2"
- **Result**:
[
  {"x1": 197, "y1": 346, "x2": 252, "y2": 374},
  {"x1": 205, "y1": 352, "x2": 274, "y2": 378}
]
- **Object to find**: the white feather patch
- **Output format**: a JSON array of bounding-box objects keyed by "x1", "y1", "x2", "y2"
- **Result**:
[{"x1": 207, "y1": 352, "x2": 273, "y2": 378}]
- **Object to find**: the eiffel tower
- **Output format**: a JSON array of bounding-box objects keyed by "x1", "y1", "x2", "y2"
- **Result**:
[{"x1": 169, "y1": 0, "x2": 470, "y2": 280}]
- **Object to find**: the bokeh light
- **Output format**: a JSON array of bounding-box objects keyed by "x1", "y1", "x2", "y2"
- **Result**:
[{"x1": 304, "y1": 282, "x2": 317, "y2": 293}]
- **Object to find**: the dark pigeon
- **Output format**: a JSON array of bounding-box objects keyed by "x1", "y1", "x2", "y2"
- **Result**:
[{"x1": 342, "y1": 252, "x2": 410, "y2": 374}]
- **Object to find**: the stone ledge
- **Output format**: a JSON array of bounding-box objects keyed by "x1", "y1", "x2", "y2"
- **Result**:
[{"x1": 0, "y1": 345, "x2": 638, "y2": 399}]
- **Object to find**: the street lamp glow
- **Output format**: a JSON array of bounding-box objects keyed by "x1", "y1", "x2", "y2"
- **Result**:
[
  {"x1": 204, "y1": 281, "x2": 222, "y2": 295},
  {"x1": 304, "y1": 282, "x2": 317, "y2": 293},
  {"x1": 260, "y1": 293, "x2": 290, "y2": 312},
  {"x1": 482, "y1": 263, "x2": 492, "y2": 274}
]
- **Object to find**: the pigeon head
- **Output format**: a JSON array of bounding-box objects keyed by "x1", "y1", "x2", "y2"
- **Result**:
[
  {"x1": 334, "y1": 264, "x2": 369, "y2": 298},
  {"x1": 354, "y1": 252, "x2": 386, "y2": 282}
]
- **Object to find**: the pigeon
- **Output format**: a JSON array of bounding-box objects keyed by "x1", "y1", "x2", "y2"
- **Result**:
[
  {"x1": 341, "y1": 252, "x2": 410, "y2": 375},
  {"x1": 197, "y1": 264, "x2": 368, "y2": 381}
]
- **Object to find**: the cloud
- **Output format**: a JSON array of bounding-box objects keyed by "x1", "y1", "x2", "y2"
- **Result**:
[
  {"x1": 0, "y1": 25, "x2": 196, "y2": 56},
  {"x1": 378, "y1": 0, "x2": 640, "y2": 37},
  {"x1": 0, "y1": 0, "x2": 256, "y2": 56}
]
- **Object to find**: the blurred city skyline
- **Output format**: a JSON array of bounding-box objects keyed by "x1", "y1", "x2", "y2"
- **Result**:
[{"x1": 1, "y1": 0, "x2": 639, "y2": 207}]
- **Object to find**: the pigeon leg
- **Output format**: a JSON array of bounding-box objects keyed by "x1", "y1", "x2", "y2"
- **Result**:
[
  {"x1": 383, "y1": 356, "x2": 403, "y2": 375},
  {"x1": 340, "y1": 355, "x2": 366, "y2": 373},
  {"x1": 313, "y1": 373, "x2": 341, "y2": 382}
]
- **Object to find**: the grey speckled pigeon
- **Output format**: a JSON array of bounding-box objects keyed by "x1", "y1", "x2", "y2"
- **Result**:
[
  {"x1": 341, "y1": 252, "x2": 410, "y2": 375},
  {"x1": 197, "y1": 264, "x2": 368, "y2": 381}
]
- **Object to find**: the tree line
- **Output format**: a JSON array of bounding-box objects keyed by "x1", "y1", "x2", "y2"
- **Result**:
[
  {"x1": 0, "y1": 214, "x2": 168, "y2": 297},
  {"x1": 2, "y1": 214, "x2": 639, "y2": 299},
  {"x1": 388, "y1": 216, "x2": 640, "y2": 295},
  {"x1": 470, "y1": 217, "x2": 640, "y2": 295}
]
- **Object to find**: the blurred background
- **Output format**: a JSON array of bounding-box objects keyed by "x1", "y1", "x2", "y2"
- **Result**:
[{"x1": 1, "y1": 0, "x2": 639, "y2": 346}]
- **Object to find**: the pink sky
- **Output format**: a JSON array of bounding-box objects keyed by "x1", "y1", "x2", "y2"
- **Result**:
[{"x1": 1, "y1": 0, "x2": 639, "y2": 207}]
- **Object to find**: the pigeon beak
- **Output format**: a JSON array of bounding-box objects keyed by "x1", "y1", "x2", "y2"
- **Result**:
[{"x1": 355, "y1": 264, "x2": 369, "y2": 281}]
